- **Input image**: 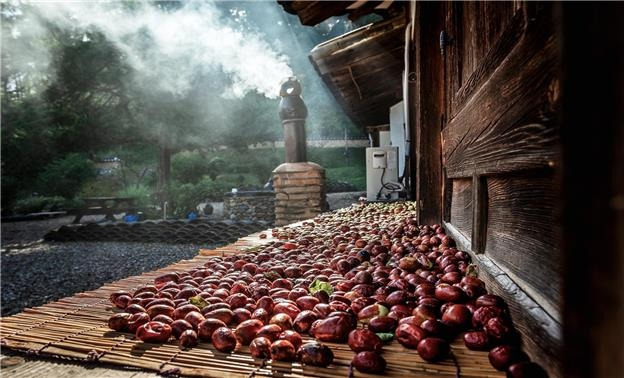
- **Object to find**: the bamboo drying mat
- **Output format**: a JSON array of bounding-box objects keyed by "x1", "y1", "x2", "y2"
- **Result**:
[{"x1": 0, "y1": 230, "x2": 504, "y2": 378}]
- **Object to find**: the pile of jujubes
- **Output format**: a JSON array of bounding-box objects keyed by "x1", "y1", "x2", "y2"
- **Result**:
[{"x1": 108, "y1": 202, "x2": 547, "y2": 377}]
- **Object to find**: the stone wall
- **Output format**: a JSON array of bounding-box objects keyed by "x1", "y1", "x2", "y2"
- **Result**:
[{"x1": 223, "y1": 191, "x2": 275, "y2": 224}]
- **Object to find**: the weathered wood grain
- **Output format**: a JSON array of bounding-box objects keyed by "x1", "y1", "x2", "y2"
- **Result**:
[
  {"x1": 444, "y1": 221, "x2": 561, "y2": 378},
  {"x1": 311, "y1": 26, "x2": 405, "y2": 74},
  {"x1": 484, "y1": 173, "x2": 561, "y2": 319},
  {"x1": 449, "y1": 178, "x2": 472, "y2": 239},
  {"x1": 413, "y1": 2, "x2": 444, "y2": 225},
  {"x1": 451, "y1": 6, "x2": 525, "y2": 119},
  {"x1": 442, "y1": 5, "x2": 558, "y2": 178},
  {"x1": 559, "y1": 4, "x2": 624, "y2": 378},
  {"x1": 295, "y1": 1, "x2": 355, "y2": 26},
  {"x1": 471, "y1": 174, "x2": 488, "y2": 253},
  {"x1": 333, "y1": 65, "x2": 403, "y2": 100}
]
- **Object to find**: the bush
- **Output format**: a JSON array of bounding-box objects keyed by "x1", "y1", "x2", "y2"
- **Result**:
[
  {"x1": 325, "y1": 166, "x2": 366, "y2": 192},
  {"x1": 172, "y1": 150, "x2": 218, "y2": 183},
  {"x1": 117, "y1": 184, "x2": 153, "y2": 209},
  {"x1": 37, "y1": 153, "x2": 96, "y2": 198},
  {"x1": 13, "y1": 196, "x2": 84, "y2": 214}
]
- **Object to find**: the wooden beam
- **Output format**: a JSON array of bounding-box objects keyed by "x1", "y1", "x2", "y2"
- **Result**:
[
  {"x1": 559, "y1": 3, "x2": 624, "y2": 378},
  {"x1": 296, "y1": 1, "x2": 356, "y2": 26},
  {"x1": 414, "y1": 2, "x2": 443, "y2": 225},
  {"x1": 346, "y1": 0, "x2": 368, "y2": 10},
  {"x1": 376, "y1": 1, "x2": 394, "y2": 10}
]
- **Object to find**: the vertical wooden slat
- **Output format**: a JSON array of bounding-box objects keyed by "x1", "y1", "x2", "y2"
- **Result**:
[
  {"x1": 471, "y1": 174, "x2": 487, "y2": 253},
  {"x1": 442, "y1": 169, "x2": 453, "y2": 223},
  {"x1": 559, "y1": 3, "x2": 624, "y2": 378}
]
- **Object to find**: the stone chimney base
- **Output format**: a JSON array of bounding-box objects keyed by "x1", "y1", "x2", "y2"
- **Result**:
[{"x1": 273, "y1": 162, "x2": 327, "y2": 226}]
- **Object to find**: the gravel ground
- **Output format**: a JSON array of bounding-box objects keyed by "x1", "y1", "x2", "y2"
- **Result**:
[{"x1": 0, "y1": 241, "x2": 216, "y2": 317}]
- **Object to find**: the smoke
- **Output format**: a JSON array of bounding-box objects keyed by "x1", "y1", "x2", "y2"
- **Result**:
[{"x1": 5, "y1": 0, "x2": 293, "y2": 99}]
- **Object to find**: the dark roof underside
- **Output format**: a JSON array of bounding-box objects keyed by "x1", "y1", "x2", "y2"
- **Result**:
[{"x1": 308, "y1": 15, "x2": 406, "y2": 128}]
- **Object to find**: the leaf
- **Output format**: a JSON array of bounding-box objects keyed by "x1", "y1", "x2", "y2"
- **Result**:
[
  {"x1": 188, "y1": 295, "x2": 209, "y2": 310},
  {"x1": 466, "y1": 264, "x2": 479, "y2": 277},
  {"x1": 308, "y1": 279, "x2": 333, "y2": 295},
  {"x1": 376, "y1": 333, "x2": 394, "y2": 343}
]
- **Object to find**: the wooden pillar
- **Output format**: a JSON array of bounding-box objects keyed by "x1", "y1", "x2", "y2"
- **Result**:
[
  {"x1": 559, "y1": 4, "x2": 624, "y2": 377},
  {"x1": 413, "y1": 2, "x2": 444, "y2": 225}
]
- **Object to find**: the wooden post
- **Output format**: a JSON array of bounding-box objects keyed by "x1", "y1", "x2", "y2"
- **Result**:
[
  {"x1": 559, "y1": 4, "x2": 624, "y2": 377},
  {"x1": 413, "y1": 2, "x2": 444, "y2": 225}
]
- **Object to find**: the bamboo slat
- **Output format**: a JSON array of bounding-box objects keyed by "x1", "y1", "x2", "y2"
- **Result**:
[{"x1": 0, "y1": 229, "x2": 504, "y2": 377}]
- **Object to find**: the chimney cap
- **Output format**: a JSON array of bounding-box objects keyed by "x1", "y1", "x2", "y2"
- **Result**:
[{"x1": 279, "y1": 77, "x2": 302, "y2": 97}]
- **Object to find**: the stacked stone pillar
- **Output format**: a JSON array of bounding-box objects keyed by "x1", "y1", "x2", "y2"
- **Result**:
[{"x1": 273, "y1": 162, "x2": 326, "y2": 226}]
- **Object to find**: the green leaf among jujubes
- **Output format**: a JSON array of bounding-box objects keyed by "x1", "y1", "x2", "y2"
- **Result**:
[
  {"x1": 309, "y1": 279, "x2": 333, "y2": 295},
  {"x1": 188, "y1": 295, "x2": 209, "y2": 310},
  {"x1": 376, "y1": 333, "x2": 394, "y2": 343}
]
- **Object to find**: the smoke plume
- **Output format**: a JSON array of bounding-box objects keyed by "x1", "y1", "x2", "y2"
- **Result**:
[{"x1": 6, "y1": 0, "x2": 293, "y2": 99}]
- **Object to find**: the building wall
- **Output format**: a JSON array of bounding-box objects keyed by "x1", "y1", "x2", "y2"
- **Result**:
[{"x1": 410, "y1": 2, "x2": 561, "y2": 376}]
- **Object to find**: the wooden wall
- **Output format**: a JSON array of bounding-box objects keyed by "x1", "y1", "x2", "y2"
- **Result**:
[{"x1": 411, "y1": 2, "x2": 562, "y2": 376}]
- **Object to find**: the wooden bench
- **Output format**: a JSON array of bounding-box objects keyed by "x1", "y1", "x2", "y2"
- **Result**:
[{"x1": 70, "y1": 197, "x2": 137, "y2": 224}]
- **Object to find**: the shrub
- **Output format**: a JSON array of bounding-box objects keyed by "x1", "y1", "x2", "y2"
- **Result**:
[
  {"x1": 37, "y1": 153, "x2": 96, "y2": 198},
  {"x1": 117, "y1": 184, "x2": 153, "y2": 209},
  {"x1": 13, "y1": 196, "x2": 84, "y2": 214},
  {"x1": 325, "y1": 166, "x2": 366, "y2": 192},
  {"x1": 172, "y1": 150, "x2": 214, "y2": 184}
]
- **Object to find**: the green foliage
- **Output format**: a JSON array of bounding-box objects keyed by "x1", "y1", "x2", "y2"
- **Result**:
[
  {"x1": 308, "y1": 147, "x2": 366, "y2": 169},
  {"x1": 326, "y1": 166, "x2": 366, "y2": 192},
  {"x1": 171, "y1": 150, "x2": 212, "y2": 184},
  {"x1": 36, "y1": 153, "x2": 97, "y2": 198},
  {"x1": 169, "y1": 173, "x2": 262, "y2": 217},
  {"x1": 169, "y1": 177, "x2": 216, "y2": 217},
  {"x1": 13, "y1": 196, "x2": 84, "y2": 214},
  {"x1": 80, "y1": 176, "x2": 123, "y2": 198},
  {"x1": 117, "y1": 184, "x2": 153, "y2": 209}
]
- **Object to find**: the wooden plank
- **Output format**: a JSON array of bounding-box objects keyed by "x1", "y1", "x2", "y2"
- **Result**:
[
  {"x1": 312, "y1": 27, "x2": 405, "y2": 75},
  {"x1": 449, "y1": 178, "x2": 472, "y2": 239},
  {"x1": 444, "y1": 221, "x2": 561, "y2": 378},
  {"x1": 451, "y1": 5, "x2": 525, "y2": 119},
  {"x1": 328, "y1": 50, "x2": 403, "y2": 84},
  {"x1": 295, "y1": 1, "x2": 355, "y2": 26},
  {"x1": 413, "y1": 2, "x2": 444, "y2": 225},
  {"x1": 559, "y1": 4, "x2": 624, "y2": 378},
  {"x1": 376, "y1": 1, "x2": 394, "y2": 10},
  {"x1": 333, "y1": 65, "x2": 403, "y2": 100},
  {"x1": 346, "y1": 0, "x2": 368, "y2": 10},
  {"x1": 441, "y1": 5, "x2": 558, "y2": 178},
  {"x1": 484, "y1": 173, "x2": 561, "y2": 320},
  {"x1": 471, "y1": 174, "x2": 487, "y2": 253}
]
